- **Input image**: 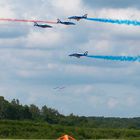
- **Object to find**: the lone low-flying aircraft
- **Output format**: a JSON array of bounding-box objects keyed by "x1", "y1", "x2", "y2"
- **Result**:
[
  {"x1": 57, "y1": 19, "x2": 75, "y2": 25},
  {"x1": 68, "y1": 14, "x2": 88, "y2": 21},
  {"x1": 34, "y1": 22, "x2": 53, "y2": 28},
  {"x1": 53, "y1": 87, "x2": 66, "y2": 90},
  {"x1": 69, "y1": 51, "x2": 88, "y2": 58}
]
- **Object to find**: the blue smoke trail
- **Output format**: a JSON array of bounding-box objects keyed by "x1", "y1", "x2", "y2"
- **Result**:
[
  {"x1": 86, "y1": 18, "x2": 140, "y2": 26},
  {"x1": 87, "y1": 55, "x2": 140, "y2": 62}
]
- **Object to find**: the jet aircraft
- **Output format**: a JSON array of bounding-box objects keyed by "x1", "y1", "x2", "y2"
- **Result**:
[
  {"x1": 53, "y1": 87, "x2": 66, "y2": 90},
  {"x1": 34, "y1": 22, "x2": 52, "y2": 28},
  {"x1": 57, "y1": 19, "x2": 75, "y2": 25},
  {"x1": 69, "y1": 51, "x2": 88, "y2": 58},
  {"x1": 68, "y1": 14, "x2": 88, "y2": 21}
]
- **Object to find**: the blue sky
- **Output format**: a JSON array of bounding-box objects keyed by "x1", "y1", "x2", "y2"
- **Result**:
[{"x1": 0, "y1": 0, "x2": 140, "y2": 117}]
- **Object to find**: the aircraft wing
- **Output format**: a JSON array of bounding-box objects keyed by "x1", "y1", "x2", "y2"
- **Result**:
[{"x1": 76, "y1": 55, "x2": 81, "y2": 58}]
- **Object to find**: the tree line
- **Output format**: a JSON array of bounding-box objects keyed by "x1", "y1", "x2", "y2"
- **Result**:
[{"x1": 0, "y1": 96, "x2": 140, "y2": 129}]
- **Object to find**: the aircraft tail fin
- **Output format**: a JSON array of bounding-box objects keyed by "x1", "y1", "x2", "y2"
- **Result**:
[
  {"x1": 34, "y1": 22, "x2": 38, "y2": 26},
  {"x1": 83, "y1": 14, "x2": 88, "y2": 18},
  {"x1": 84, "y1": 51, "x2": 88, "y2": 56},
  {"x1": 57, "y1": 19, "x2": 61, "y2": 23}
]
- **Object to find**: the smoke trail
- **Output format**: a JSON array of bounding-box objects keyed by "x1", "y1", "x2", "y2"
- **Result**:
[
  {"x1": 0, "y1": 18, "x2": 57, "y2": 24},
  {"x1": 86, "y1": 18, "x2": 140, "y2": 26},
  {"x1": 87, "y1": 55, "x2": 140, "y2": 62}
]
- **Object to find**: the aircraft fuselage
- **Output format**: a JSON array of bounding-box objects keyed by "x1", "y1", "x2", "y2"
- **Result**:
[
  {"x1": 34, "y1": 22, "x2": 52, "y2": 28},
  {"x1": 69, "y1": 51, "x2": 88, "y2": 58}
]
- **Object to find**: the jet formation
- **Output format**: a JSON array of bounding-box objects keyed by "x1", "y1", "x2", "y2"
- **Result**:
[
  {"x1": 69, "y1": 51, "x2": 88, "y2": 58},
  {"x1": 33, "y1": 15, "x2": 89, "y2": 59},
  {"x1": 33, "y1": 14, "x2": 88, "y2": 28},
  {"x1": 68, "y1": 14, "x2": 88, "y2": 21}
]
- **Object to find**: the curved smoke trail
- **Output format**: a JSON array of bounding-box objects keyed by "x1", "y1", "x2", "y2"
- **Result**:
[
  {"x1": 86, "y1": 18, "x2": 140, "y2": 26},
  {"x1": 87, "y1": 55, "x2": 140, "y2": 62}
]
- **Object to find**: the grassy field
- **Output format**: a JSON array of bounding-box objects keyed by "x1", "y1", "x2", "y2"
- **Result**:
[{"x1": 0, "y1": 120, "x2": 140, "y2": 139}]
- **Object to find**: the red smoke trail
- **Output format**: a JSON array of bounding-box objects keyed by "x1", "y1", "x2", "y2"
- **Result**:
[{"x1": 0, "y1": 18, "x2": 57, "y2": 24}]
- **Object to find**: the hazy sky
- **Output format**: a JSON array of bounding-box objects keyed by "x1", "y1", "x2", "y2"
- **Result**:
[{"x1": 0, "y1": 0, "x2": 140, "y2": 117}]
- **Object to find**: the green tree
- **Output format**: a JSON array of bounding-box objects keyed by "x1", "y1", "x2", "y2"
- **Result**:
[
  {"x1": 29, "y1": 104, "x2": 40, "y2": 120},
  {"x1": 41, "y1": 106, "x2": 60, "y2": 124}
]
